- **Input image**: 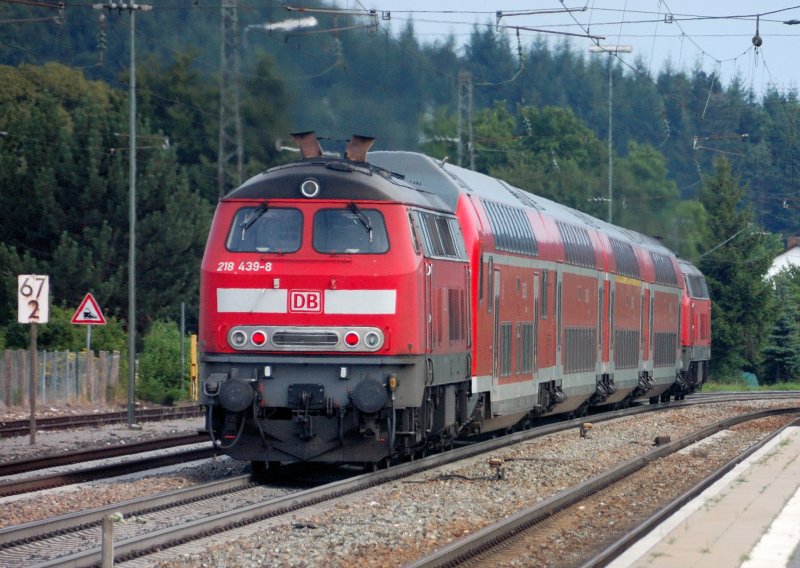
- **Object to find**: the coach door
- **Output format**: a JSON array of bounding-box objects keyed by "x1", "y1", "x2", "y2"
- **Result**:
[
  {"x1": 533, "y1": 274, "x2": 540, "y2": 373},
  {"x1": 424, "y1": 260, "x2": 433, "y2": 352},
  {"x1": 491, "y1": 267, "x2": 501, "y2": 381}
]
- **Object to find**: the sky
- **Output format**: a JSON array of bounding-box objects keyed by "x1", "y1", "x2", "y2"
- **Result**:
[{"x1": 352, "y1": 1, "x2": 800, "y2": 95}]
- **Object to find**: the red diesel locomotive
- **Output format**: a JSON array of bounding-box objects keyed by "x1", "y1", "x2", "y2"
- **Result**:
[{"x1": 198, "y1": 132, "x2": 710, "y2": 468}]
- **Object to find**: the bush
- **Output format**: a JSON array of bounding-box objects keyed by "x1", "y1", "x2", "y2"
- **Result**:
[
  {"x1": 1, "y1": 304, "x2": 126, "y2": 353},
  {"x1": 137, "y1": 320, "x2": 188, "y2": 405}
]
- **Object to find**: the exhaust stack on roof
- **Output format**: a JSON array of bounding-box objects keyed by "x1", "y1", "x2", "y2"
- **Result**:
[
  {"x1": 345, "y1": 134, "x2": 375, "y2": 162},
  {"x1": 291, "y1": 131, "x2": 323, "y2": 158}
]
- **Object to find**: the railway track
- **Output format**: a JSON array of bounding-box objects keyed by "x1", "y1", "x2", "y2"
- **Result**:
[
  {"x1": 1, "y1": 397, "x2": 796, "y2": 568},
  {"x1": 0, "y1": 435, "x2": 215, "y2": 498},
  {"x1": 0, "y1": 405, "x2": 659, "y2": 567},
  {"x1": 0, "y1": 405, "x2": 202, "y2": 438},
  {"x1": 407, "y1": 410, "x2": 800, "y2": 568},
  {"x1": 1, "y1": 393, "x2": 798, "y2": 567}
]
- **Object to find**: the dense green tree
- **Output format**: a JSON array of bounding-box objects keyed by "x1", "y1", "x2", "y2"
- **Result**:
[
  {"x1": 614, "y1": 141, "x2": 687, "y2": 245},
  {"x1": 0, "y1": 63, "x2": 212, "y2": 339},
  {"x1": 697, "y1": 158, "x2": 777, "y2": 379},
  {"x1": 492, "y1": 104, "x2": 606, "y2": 217},
  {"x1": 762, "y1": 269, "x2": 800, "y2": 383}
]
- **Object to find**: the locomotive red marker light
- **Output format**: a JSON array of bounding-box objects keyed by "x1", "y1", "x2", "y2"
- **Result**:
[
  {"x1": 344, "y1": 331, "x2": 360, "y2": 347},
  {"x1": 251, "y1": 330, "x2": 267, "y2": 346}
]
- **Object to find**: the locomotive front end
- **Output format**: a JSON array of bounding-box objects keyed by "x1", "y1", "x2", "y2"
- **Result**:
[{"x1": 198, "y1": 146, "x2": 470, "y2": 468}]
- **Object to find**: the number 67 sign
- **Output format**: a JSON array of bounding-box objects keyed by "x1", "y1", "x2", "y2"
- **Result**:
[{"x1": 18, "y1": 274, "x2": 49, "y2": 324}]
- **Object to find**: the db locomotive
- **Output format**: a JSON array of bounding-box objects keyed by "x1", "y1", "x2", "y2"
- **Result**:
[{"x1": 198, "y1": 132, "x2": 711, "y2": 469}]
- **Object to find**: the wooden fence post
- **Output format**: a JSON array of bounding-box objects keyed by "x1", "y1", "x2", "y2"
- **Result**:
[
  {"x1": 17, "y1": 350, "x2": 27, "y2": 407},
  {"x1": 3, "y1": 350, "x2": 12, "y2": 409}
]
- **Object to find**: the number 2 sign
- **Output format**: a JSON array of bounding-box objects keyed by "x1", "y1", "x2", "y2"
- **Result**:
[{"x1": 18, "y1": 274, "x2": 49, "y2": 324}]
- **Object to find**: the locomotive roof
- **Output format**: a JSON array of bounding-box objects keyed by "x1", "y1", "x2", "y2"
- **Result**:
[
  {"x1": 677, "y1": 258, "x2": 704, "y2": 276},
  {"x1": 368, "y1": 150, "x2": 675, "y2": 257},
  {"x1": 224, "y1": 158, "x2": 453, "y2": 214}
]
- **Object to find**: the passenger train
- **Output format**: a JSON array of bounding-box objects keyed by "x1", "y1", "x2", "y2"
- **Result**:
[{"x1": 198, "y1": 132, "x2": 711, "y2": 469}]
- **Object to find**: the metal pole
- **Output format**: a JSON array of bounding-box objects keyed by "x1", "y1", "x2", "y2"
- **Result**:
[
  {"x1": 588, "y1": 45, "x2": 632, "y2": 225},
  {"x1": 127, "y1": 8, "x2": 137, "y2": 428},
  {"x1": 180, "y1": 302, "x2": 185, "y2": 389},
  {"x1": 607, "y1": 53, "x2": 613, "y2": 224},
  {"x1": 29, "y1": 323, "x2": 36, "y2": 445},
  {"x1": 91, "y1": 2, "x2": 151, "y2": 428}
]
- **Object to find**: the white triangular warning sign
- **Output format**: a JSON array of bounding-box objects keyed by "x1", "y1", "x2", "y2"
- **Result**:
[{"x1": 71, "y1": 293, "x2": 106, "y2": 325}]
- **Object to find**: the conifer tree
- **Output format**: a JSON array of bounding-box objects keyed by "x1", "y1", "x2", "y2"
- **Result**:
[
  {"x1": 697, "y1": 158, "x2": 777, "y2": 380},
  {"x1": 762, "y1": 268, "x2": 800, "y2": 384}
]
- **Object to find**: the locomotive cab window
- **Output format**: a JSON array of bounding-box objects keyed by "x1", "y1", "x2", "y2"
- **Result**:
[
  {"x1": 227, "y1": 206, "x2": 302, "y2": 253},
  {"x1": 313, "y1": 206, "x2": 389, "y2": 254}
]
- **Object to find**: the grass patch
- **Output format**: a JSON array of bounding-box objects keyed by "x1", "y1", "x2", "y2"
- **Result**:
[{"x1": 701, "y1": 380, "x2": 800, "y2": 392}]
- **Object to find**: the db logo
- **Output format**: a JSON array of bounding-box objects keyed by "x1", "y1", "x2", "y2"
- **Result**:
[{"x1": 289, "y1": 290, "x2": 322, "y2": 313}]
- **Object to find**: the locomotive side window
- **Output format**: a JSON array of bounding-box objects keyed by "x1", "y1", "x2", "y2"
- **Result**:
[
  {"x1": 408, "y1": 213, "x2": 422, "y2": 254},
  {"x1": 227, "y1": 206, "x2": 302, "y2": 253},
  {"x1": 313, "y1": 207, "x2": 389, "y2": 254},
  {"x1": 414, "y1": 211, "x2": 468, "y2": 260},
  {"x1": 685, "y1": 274, "x2": 710, "y2": 299}
]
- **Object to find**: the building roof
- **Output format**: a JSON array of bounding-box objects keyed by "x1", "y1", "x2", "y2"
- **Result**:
[{"x1": 767, "y1": 245, "x2": 800, "y2": 278}]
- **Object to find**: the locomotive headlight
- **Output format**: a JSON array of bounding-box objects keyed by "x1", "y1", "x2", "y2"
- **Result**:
[
  {"x1": 364, "y1": 330, "x2": 382, "y2": 349},
  {"x1": 300, "y1": 178, "x2": 321, "y2": 198},
  {"x1": 230, "y1": 330, "x2": 248, "y2": 348},
  {"x1": 251, "y1": 330, "x2": 268, "y2": 346},
  {"x1": 344, "y1": 331, "x2": 360, "y2": 347}
]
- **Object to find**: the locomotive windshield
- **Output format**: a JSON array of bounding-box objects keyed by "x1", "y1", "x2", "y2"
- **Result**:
[
  {"x1": 313, "y1": 207, "x2": 389, "y2": 254},
  {"x1": 227, "y1": 207, "x2": 302, "y2": 253}
]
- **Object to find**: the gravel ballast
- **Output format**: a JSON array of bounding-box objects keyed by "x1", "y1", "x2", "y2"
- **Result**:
[{"x1": 2, "y1": 400, "x2": 798, "y2": 568}]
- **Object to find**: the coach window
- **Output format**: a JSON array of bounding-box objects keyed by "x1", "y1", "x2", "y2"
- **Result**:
[
  {"x1": 228, "y1": 206, "x2": 302, "y2": 253},
  {"x1": 540, "y1": 271, "x2": 548, "y2": 319},
  {"x1": 313, "y1": 207, "x2": 389, "y2": 254}
]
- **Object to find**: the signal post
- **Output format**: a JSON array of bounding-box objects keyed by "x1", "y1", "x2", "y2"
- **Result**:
[{"x1": 17, "y1": 274, "x2": 49, "y2": 445}]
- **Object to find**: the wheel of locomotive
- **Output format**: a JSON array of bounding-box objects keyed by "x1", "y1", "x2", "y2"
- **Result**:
[
  {"x1": 251, "y1": 461, "x2": 267, "y2": 476},
  {"x1": 660, "y1": 392, "x2": 671, "y2": 403},
  {"x1": 363, "y1": 457, "x2": 390, "y2": 472}
]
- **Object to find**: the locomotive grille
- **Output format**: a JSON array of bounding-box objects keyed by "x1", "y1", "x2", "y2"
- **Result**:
[{"x1": 272, "y1": 331, "x2": 339, "y2": 347}]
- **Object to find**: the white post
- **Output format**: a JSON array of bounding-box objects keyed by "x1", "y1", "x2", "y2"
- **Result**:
[{"x1": 101, "y1": 514, "x2": 114, "y2": 567}]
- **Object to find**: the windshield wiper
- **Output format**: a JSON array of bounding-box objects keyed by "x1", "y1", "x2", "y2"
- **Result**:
[
  {"x1": 240, "y1": 201, "x2": 269, "y2": 239},
  {"x1": 349, "y1": 202, "x2": 373, "y2": 243}
]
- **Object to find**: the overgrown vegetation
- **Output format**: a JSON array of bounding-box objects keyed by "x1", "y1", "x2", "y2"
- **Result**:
[{"x1": 137, "y1": 321, "x2": 189, "y2": 405}]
